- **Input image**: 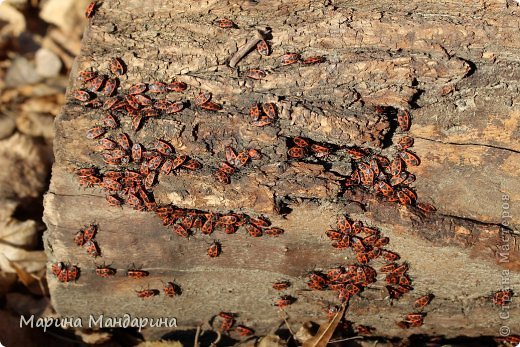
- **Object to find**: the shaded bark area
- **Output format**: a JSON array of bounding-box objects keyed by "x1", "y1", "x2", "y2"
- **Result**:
[{"x1": 44, "y1": 0, "x2": 520, "y2": 339}]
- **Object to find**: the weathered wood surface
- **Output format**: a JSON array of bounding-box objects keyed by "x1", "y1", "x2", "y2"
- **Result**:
[{"x1": 44, "y1": 0, "x2": 520, "y2": 340}]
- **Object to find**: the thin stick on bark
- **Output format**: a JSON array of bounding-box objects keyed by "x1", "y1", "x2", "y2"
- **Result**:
[
  {"x1": 279, "y1": 309, "x2": 296, "y2": 337},
  {"x1": 228, "y1": 29, "x2": 271, "y2": 68}
]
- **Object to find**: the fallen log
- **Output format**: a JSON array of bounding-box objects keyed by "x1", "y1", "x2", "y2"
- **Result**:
[{"x1": 44, "y1": 0, "x2": 520, "y2": 341}]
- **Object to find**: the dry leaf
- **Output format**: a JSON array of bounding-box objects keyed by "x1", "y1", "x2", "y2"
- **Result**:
[
  {"x1": 0, "y1": 199, "x2": 39, "y2": 247},
  {"x1": 302, "y1": 303, "x2": 346, "y2": 347},
  {"x1": 295, "y1": 322, "x2": 315, "y2": 343},
  {"x1": 0, "y1": 3, "x2": 26, "y2": 37},
  {"x1": 39, "y1": 0, "x2": 89, "y2": 35},
  {"x1": 0, "y1": 133, "x2": 51, "y2": 199},
  {"x1": 75, "y1": 329, "x2": 113, "y2": 345},
  {"x1": 5, "y1": 257, "x2": 47, "y2": 296},
  {"x1": 7, "y1": 258, "x2": 35, "y2": 287},
  {"x1": 0, "y1": 247, "x2": 46, "y2": 273},
  {"x1": 257, "y1": 334, "x2": 287, "y2": 347}
]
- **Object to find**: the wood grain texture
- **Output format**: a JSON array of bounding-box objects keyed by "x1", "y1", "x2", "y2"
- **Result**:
[{"x1": 44, "y1": 0, "x2": 520, "y2": 339}]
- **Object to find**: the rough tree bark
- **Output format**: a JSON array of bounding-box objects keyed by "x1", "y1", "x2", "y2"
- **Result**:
[{"x1": 44, "y1": 0, "x2": 520, "y2": 341}]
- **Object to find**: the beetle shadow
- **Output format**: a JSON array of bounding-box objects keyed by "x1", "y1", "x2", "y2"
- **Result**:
[{"x1": 379, "y1": 106, "x2": 399, "y2": 149}]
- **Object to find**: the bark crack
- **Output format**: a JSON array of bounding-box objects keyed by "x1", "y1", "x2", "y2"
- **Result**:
[
  {"x1": 414, "y1": 136, "x2": 520, "y2": 154},
  {"x1": 438, "y1": 212, "x2": 519, "y2": 236}
]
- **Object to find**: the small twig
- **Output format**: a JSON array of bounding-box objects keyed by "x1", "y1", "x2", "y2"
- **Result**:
[
  {"x1": 228, "y1": 29, "x2": 271, "y2": 68},
  {"x1": 328, "y1": 336, "x2": 364, "y2": 343},
  {"x1": 210, "y1": 330, "x2": 222, "y2": 347},
  {"x1": 279, "y1": 309, "x2": 296, "y2": 337},
  {"x1": 34, "y1": 274, "x2": 49, "y2": 297},
  {"x1": 194, "y1": 325, "x2": 201, "y2": 347}
]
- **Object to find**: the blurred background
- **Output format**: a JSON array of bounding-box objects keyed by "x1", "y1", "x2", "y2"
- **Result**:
[{"x1": 0, "y1": 0, "x2": 128, "y2": 345}]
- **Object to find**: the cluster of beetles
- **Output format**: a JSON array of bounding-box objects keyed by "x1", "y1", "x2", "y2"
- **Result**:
[
  {"x1": 317, "y1": 215, "x2": 434, "y2": 329},
  {"x1": 50, "y1": 3, "x2": 519, "y2": 343}
]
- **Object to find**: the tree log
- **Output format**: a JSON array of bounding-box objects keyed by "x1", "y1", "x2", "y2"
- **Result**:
[{"x1": 44, "y1": 0, "x2": 520, "y2": 340}]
